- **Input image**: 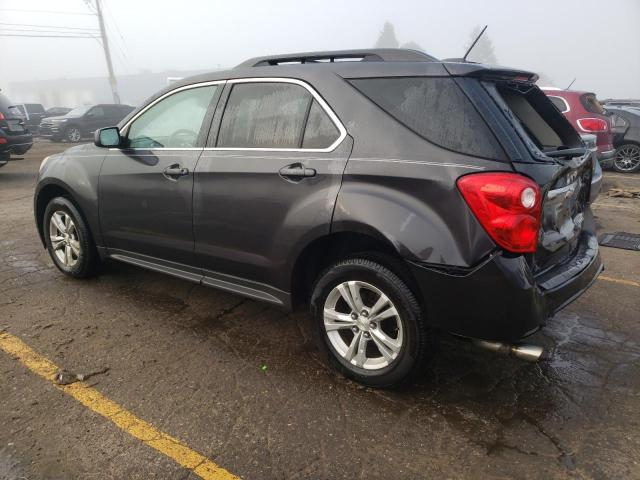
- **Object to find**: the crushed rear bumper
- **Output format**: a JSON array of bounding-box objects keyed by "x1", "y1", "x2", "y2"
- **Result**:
[{"x1": 407, "y1": 231, "x2": 602, "y2": 342}]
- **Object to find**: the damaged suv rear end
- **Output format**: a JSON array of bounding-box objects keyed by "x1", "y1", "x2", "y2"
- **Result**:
[{"x1": 334, "y1": 59, "x2": 602, "y2": 353}]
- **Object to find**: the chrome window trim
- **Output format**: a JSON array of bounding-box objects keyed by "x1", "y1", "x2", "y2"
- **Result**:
[
  {"x1": 118, "y1": 80, "x2": 227, "y2": 145},
  {"x1": 547, "y1": 95, "x2": 570, "y2": 114},
  {"x1": 114, "y1": 77, "x2": 346, "y2": 153},
  {"x1": 206, "y1": 77, "x2": 346, "y2": 153}
]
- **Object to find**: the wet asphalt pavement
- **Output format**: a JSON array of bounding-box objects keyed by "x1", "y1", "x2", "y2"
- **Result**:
[{"x1": 1, "y1": 141, "x2": 640, "y2": 479}]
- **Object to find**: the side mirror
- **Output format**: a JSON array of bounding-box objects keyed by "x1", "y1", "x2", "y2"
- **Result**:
[{"x1": 95, "y1": 127, "x2": 121, "y2": 148}]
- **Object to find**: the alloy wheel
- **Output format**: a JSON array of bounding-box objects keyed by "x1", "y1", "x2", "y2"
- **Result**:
[
  {"x1": 323, "y1": 280, "x2": 404, "y2": 370},
  {"x1": 614, "y1": 144, "x2": 640, "y2": 172},
  {"x1": 49, "y1": 211, "x2": 81, "y2": 267},
  {"x1": 67, "y1": 128, "x2": 81, "y2": 142}
]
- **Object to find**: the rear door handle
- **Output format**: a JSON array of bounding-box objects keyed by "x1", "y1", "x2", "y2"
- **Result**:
[
  {"x1": 163, "y1": 164, "x2": 189, "y2": 179},
  {"x1": 279, "y1": 164, "x2": 316, "y2": 180}
]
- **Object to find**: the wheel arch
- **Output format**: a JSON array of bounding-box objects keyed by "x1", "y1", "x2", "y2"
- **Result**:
[
  {"x1": 35, "y1": 181, "x2": 91, "y2": 248},
  {"x1": 289, "y1": 228, "x2": 422, "y2": 310}
]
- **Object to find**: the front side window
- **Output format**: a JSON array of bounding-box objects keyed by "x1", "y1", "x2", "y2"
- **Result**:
[
  {"x1": 127, "y1": 85, "x2": 217, "y2": 148},
  {"x1": 87, "y1": 106, "x2": 105, "y2": 118},
  {"x1": 217, "y1": 83, "x2": 312, "y2": 148}
]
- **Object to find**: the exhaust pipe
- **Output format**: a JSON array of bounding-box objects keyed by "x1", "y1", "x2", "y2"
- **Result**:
[{"x1": 473, "y1": 339, "x2": 544, "y2": 362}]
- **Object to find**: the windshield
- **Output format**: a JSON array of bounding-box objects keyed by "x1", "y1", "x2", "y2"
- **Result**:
[{"x1": 66, "y1": 105, "x2": 93, "y2": 117}]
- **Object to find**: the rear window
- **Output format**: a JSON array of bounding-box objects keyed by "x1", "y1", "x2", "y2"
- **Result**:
[
  {"x1": 349, "y1": 77, "x2": 506, "y2": 160},
  {"x1": 26, "y1": 104, "x2": 45, "y2": 114},
  {"x1": 580, "y1": 94, "x2": 605, "y2": 115},
  {"x1": 492, "y1": 83, "x2": 581, "y2": 154}
]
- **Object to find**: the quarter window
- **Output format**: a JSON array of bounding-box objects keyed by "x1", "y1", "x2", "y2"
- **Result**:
[
  {"x1": 302, "y1": 100, "x2": 340, "y2": 149},
  {"x1": 127, "y1": 85, "x2": 218, "y2": 148},
  {"x1": 548, "y1": 96, "x2": 569, "y2": 113},
  {"x1": 349, "y1": 77, "x2": 506, "y2": 160}
]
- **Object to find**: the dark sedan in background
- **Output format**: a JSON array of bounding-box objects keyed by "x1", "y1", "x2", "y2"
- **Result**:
[
  {"x1": 605, "y1": 105, "x2": 640, "y2": 173},
  {"x1": 40, "y1": 103, "x2": 134, "y2": 142}
]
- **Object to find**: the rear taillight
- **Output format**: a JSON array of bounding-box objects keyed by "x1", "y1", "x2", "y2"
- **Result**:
[
  {"x1": 457, "y1": 172, "x2": 542, "y2": 253},
  {"x1": 0, "y1": 138, "x2": 6, "y2": 144},
  {"x1": 0, "y1": 112, "x2": 4, "y2": 120},
  {"x1": 577, "y1": 117, "x2": 608, "y2": 133}
]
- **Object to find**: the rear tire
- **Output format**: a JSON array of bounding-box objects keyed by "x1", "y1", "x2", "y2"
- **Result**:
[
  {"x1": 310, "y1": 258, "x2": 431, "y2": 388},
  {"x1": 43, "y1": 197, "x2": 100, "y2": 278},
  {"x1": 613, "y1": 143, "x2": 640, "y2": 173}
]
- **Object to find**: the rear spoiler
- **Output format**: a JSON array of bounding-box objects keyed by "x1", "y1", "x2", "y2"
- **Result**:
[{"x1": 442, "y1": 62, "x2": 538, "y2": 84}]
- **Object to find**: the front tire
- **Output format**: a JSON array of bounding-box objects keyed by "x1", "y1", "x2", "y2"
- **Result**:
[
  {"x1": 65, "y1": 126, "x2": 82, "y2": 143},
  {"x1": 43, "y1": 197, "x2": 100, "y2": 277},
  {"x1": 613, "y1": 143, "x2": 640, "y2": 173},
  {"x1": 310, "y1": 258, "x2": 431, "y2": 388}
]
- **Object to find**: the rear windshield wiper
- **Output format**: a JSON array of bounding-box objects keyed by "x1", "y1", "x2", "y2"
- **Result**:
[{"x1": 543, "y1": 147, "x2": 587, "y2": 158}]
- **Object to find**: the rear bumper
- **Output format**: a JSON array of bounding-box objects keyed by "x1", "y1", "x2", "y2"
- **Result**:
[
  {"x1": 597, "y1": 148, "x2": 615, "y2": 168},
  {"x1": 38, "y1": 124, "x2": 63, "y2": 139},
  {"x1": 0, "y1": 131, "x2": 33, "y2": 156},
  {"x1": 407, "y1": 232, "x2": 603, "y2": 342}
]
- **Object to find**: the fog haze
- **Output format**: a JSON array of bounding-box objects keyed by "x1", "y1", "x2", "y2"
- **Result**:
[{"x1": 1, "y1": 0, "x2": 639, "y2": 99}]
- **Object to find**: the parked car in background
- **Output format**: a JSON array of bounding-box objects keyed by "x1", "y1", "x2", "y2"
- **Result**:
[
  {"x1": 14, "y1": 103, "x2": 46, "y2": 135},
  {"x1": 40, "y1": 104, "x2": 135, "y2": 142},
  {"x1": 605, "y1": 105, "x2": 640, "y2": 173},
  {"x1": 35, "y1": 49, "x2": 602, "y2": 387},
  {"x1": 0, "y1": 93, "x2": 33, "y2": 168},
  {"x1": 542, "y1": 88, "x2": 615, "y2": 168},
  {"x1": 43, "y1": 107, "x2": 72, "y2": 118}
]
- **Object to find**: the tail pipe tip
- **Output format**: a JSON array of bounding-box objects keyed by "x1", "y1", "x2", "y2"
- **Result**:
[{"x1": 473, "y1": 339, "x2": 544, "y2": 362}]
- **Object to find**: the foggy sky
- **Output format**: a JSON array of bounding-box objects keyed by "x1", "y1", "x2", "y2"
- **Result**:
[{"x1": 1, "y1": 0, "x2": 639, "y2": 99}]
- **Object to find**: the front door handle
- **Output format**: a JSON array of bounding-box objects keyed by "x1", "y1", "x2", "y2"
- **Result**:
[
  {"x1": 279, "y1": 163, "x2": 316, "y2": 180},
  {"x1": 163, "y1": 164, "x2": 189, "y2": 180}
]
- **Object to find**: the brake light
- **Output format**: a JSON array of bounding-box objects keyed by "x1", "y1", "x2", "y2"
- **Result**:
[
  {"x1": 0, "y1": 112, "x2": 4, "y2": 120},
  {"x1": 457, "y1": 173, "x2": 542, "y2": 253},
  {"x1": 577, "y1": 117, "x2": 608, "y2": 133},
  {"x1": 0, "y1": 138, "x2": 6, "y2": 144}
]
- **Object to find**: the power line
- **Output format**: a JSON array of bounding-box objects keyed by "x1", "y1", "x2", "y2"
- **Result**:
[
  {"x1": 0, "y1": 28, "x2": 100, "y2": 35},
  {"x1": 0, "y1": 33, "x2": 98, "y2": 38},
  {"x1": 0, "y1": 8, "x2": 96, "y2": 16},
  {"x1": 0, "y1": 22, "x2": 99, "y2": 31}
]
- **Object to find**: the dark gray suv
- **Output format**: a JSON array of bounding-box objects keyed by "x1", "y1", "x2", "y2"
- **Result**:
[{"x1": 34, "y1": 49, "x2": 602, "y2": 387}]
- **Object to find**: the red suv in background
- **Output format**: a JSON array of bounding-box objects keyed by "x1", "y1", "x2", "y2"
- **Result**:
[{"x1": 542, "y1": 88, "x2": 615, "y2": 168}]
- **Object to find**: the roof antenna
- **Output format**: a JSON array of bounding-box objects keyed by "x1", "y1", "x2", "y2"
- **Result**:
[
  {"x1": 462, "y1": 25, "x2": 488, "y2": 62},
  {"x1": 565, "y1": 78, "x2": 576, "y2": 90}
]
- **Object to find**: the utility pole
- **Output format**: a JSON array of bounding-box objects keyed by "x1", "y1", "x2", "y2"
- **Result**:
[{"x1": 95, "y1": 0, "x2": 120, "y2": 104}]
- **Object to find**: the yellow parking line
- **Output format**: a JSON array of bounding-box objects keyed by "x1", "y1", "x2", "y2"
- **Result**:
[
  {"x1": 599, "y1": 275, "x2": 640, "y2": 288},
  {"x1": 0, "y1": 332, "x2": 239, "y2": 480}
]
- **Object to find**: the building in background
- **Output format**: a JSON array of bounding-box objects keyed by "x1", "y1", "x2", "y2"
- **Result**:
[{"x1": 4, "y1": 69, "x2": 207, "y2": 108}]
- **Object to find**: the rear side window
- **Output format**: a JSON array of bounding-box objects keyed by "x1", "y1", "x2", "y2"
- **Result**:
[
  {"x1": 548, "y1": 96, "x2": 569, "y2": 113},
  {"x1": 580, "y1": 94, "x2": 605, "y2": 115},
  {"x1": 349, "y1": 77, "x2": 505, "y2": 160},
  {"x1": 217, "y1": 83, "x2": 311, "y2": 148}
]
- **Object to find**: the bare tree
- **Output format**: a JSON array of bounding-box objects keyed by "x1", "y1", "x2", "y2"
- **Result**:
[
  {"x1": 375, "y1": 22, "x2": 399, "y2": 48},
  {"x1": 465, "y1": 25, "x2": 498, "y2": 64}
]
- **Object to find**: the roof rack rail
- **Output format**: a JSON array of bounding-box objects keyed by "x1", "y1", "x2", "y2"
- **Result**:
[{"x1": 236, "y1": 48, "x2": 437, "y2": 68}]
